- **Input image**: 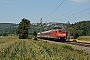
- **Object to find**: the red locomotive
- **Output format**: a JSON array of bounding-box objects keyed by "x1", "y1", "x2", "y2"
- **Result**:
[{"x1": 37, "y1": 28, "x2": 67, "y2": 41}]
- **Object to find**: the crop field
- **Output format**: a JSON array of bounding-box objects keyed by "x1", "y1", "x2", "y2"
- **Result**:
[{"x1": 0, "y1": 36, "x2": 90, "y2": 60}]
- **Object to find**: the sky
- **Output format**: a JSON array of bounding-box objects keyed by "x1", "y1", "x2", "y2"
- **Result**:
[{"x1": 0, "y1": 0, "x2": 90, "y2": 24}]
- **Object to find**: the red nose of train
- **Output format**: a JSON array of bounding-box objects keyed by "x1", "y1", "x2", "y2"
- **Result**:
[{"x1": 59, "y1": 33, "x2": 66, "y2": 37}]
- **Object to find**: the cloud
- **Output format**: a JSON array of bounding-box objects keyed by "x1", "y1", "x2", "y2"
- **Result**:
[
  {"x1": 0, "y1": 0, "x2": 16, "y2": 3},
  {"x1": 70, "y1": 0, "x2": 89, "y2": 2}
]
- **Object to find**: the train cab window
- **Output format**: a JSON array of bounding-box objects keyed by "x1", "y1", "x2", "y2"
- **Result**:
[{"x1": 58, "y1": 29, "x2": 65, "y2": 33}]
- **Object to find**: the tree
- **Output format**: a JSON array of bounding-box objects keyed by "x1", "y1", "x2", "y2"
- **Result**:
[
  {"x1": 33, "y1": 31, "x2": 37, "y2": 37},
  {"x1": 16, "y1": 18, "x2": 30, "y2": 39},
  {"x1": 32, "y1": 31, "x2": 37, "y2": 40},
  {"x1": 73, "y1": 32, "x2": 79, "y2": 39}
]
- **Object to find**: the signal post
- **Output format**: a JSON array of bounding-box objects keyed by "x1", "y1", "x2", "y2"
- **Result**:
[{"x1": 40, "y1": 18, "x2": 42, "y2": 41}]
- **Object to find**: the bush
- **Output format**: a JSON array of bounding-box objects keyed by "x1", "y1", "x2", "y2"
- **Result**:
[
  {"x1": 28, "y1": 36, "x2": 32, "y2": 39},
  {"x1": 70, "y1": 36, "x2": 73, "y2": 39},
  {"x1": 34, "y1": 37, "x2": 37, "y2": 40},
  {"x1": 73, "y1": 32, "x2": 79, "y2": 39}
]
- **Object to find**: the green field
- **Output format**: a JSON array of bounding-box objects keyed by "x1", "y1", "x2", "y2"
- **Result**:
[{"x1": 0, "y1": 36, "x2": 90, "y2": 60}]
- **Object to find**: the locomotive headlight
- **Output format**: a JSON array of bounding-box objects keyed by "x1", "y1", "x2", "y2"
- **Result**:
[
  {"x1": 63, "y1": 34, "x2": 66, "y2": 36},
  {"x1": 64, "y1": 37, "x2": 66, "y2": 39},
  {"x1": 59, "y1": 34, "x2": 62, "y2": 36},
  {"x1": 58, "y1": 37, "x2": 60, "y2": 39}
]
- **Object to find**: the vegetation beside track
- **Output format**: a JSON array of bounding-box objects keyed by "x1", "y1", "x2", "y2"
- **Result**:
[
  {"x1": 69, "y1": 36, "x2": 90, "y2": 42},
  {"x1": 77, "y1": 36, "x2": 90, "y2": 41},
  {"x1": 0, "y1": 36, "x2": 90, "y2": 60}
]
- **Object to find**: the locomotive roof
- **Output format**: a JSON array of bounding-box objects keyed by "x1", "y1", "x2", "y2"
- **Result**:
[
  {"x1": 37, "y1": 30, "x2": 55, "y2": 34},
  {"x1": 42, "y1": 30, "x2": 55, "y2": 33},
  {"x1": 37, "y1": 29, "x2": 66, "y2": 34}
]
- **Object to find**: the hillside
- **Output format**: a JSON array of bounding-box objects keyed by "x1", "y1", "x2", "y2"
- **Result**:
[
  {"x1": 0, "y1": 20, "x2": 90, "y2": 36},
  {"x1": 0, "y1": 23, "x2": 17, "y2": 36},
  {"x1": 0, "y1": 22, "x2": 66, "y2": 36},
  {"x1": 69, "y1": 20, "x2": 90, "y2": 36}
]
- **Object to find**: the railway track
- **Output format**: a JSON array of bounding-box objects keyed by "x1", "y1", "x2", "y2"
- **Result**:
[
  {"x1": 64, "y1": 41, "x2": 90, "y2": 47},
  {"x1": 43, "y1": 39, "x2": 90, "y2": 54},
  {"x1": 43, "y1": 39, "x2": 90, "y2": 47}
]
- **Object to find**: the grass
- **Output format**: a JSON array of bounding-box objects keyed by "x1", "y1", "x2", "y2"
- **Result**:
[
  {"x1": 70, "y1": 36, "x2": 90, "y2": 42},
  {"x1": 0, "y1": 36, "x2": 90, "y2": 60},
  {"x1": 77, "y1": 36, "x2": 90, "y2": 41},
  {"x1": 60, "y1": 44, "x2": 73, "y2": 50}
]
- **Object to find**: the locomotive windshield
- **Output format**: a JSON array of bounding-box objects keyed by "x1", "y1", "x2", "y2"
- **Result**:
[{"x1": 58, "y1": 29, "x2": 65, "y2": 32}]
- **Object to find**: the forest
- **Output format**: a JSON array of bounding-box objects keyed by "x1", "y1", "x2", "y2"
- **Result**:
[{"x1": 69, "y1": 21, "x2": 90, "y2": 36}]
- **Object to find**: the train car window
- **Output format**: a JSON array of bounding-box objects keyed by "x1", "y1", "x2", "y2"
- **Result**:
[{"x1": 49, "y1": 32, "x2": 50, "y2": 34}]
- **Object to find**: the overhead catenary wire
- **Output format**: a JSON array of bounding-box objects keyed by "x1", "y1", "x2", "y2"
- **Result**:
[
  {"x1": 69, "y1": 12, "x2": 90, "y2": 20},
  {"x1": 54, "y1": 2, "x2": 90, "y2": 21},
  {"x1": 43, "y1": 0, "x2": 90, "y2": 23},
  {"x1": 58, "y1": 7, "x2": 90, "y2": 21},
  {"x1": 68, "y1": 13, "x2": 90, "y2": 23},
  {"x1": 44, "y1": 0, "x2": 66, "y2": 18}
]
